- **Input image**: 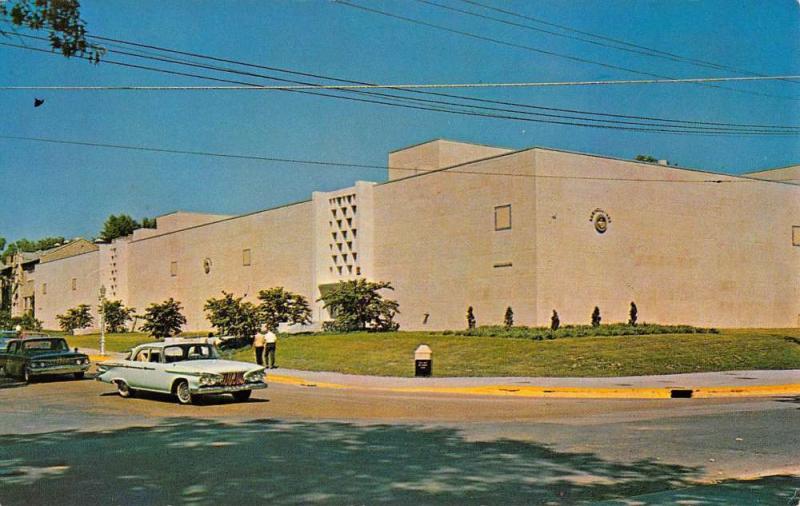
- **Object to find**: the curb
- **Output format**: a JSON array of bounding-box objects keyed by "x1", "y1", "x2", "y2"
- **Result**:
[{"x1": 267, "y1": 374, "x2": 800, "y2": 399}]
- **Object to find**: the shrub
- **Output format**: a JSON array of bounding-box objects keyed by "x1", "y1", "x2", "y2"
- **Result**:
[
  {"x1": 257, "y1": 287, "x2": 312, "y2": 332},
  {"x1": 466, "y1": 306, "x2": 476, "y2": 329},
  {"x1": 318, "y1": 279, "x2": 399, "y2": 332},
  {"x1": 100, "y1": 300, "x2": 136, "y2": 333},
  {"x1": 141, "y1": 298, "x2": 186, "y2": 338},
  {"x1": 57, "y1": 304, "x2": 94, "y2": 334},
  {"x1": 447, "y1": 322, "x2": 717, "y2": 340},
  {"x1": 504, "y1": 307, "x2": 514, "y2": 328},
  {"x1": 629, "y1": 301, "x2": 638, "y2": 326},
  {"x1": 591, "y1": 306, "x2": 601, "y2": 327},
  {"x1": 550, "y1": 310, "x2": 560, "y2": 331},
  {"x1": 204, "y1": 292, "x2": 260, "y2": 340}
]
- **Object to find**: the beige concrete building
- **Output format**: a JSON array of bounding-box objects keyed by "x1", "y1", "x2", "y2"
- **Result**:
[{"x1": 8, "y1": 140, "x2": 800, "y2": 331}]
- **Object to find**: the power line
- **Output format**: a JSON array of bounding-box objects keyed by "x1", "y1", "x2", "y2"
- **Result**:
[
  {"x1": 0, "y1": 134, "x2": 773, "y2": 183},
  {"x1": 5, "y1": 41, "x2": 796, "y2": 136},
  {"x1": 72, "y1": 31, "x2": 800, "y2": 131},
  {"x1": 336, "y1": 0, "x2": 800, "y2": 102},
  {"x1": 5, "y1": 73, "x2": 800, "y2": 90},
  {"x1": 457, "y1": 0, "x2": 800, "y2": 85}
]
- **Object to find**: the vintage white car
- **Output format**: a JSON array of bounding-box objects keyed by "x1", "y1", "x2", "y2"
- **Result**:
[{"x1": 96, "y1": 339, "x2": 267, "y2": 404}]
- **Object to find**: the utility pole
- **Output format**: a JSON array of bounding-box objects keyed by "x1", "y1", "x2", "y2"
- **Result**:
[{"x1": 99, "y1": 285, "x2": 106, "y2": 356}]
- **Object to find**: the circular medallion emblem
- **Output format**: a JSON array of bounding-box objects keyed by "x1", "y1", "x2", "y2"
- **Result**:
[
  {"x1": 590, "y1": 209, "x2": 611, "y2": 234},
  {"x1": 203, "y1": 258, "x2": 212, "y2": 274}
]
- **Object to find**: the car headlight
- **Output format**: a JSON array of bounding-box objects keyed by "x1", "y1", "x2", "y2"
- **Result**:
[
  {"x1": 75, "y1": 359, "x2": 83, "y2": 365},
  {"x1": 32, "y1": 361, "x2": 44, "y2": 368},
  {"x1": 245, "y1": 370, "x2": 265, "y2": 383},
  {"x1": 199, "y1": 373, "x2": 222, "y2": 386}
]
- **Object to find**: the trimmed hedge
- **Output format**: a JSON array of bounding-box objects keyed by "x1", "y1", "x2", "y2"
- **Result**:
[{"x1": 442, "y1": 323, "x2": 718, "y2": 340}]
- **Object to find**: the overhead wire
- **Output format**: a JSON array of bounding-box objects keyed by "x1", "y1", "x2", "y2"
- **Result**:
[
  {"x1": 27, "y1": 28, "x2": 800, "y2": 131},
  {"x1": 2, "y1": 32, "x2": 798, "y2": 135},
  {"x1": 335, "y1": 0, "x2": 800, "y2": 102},
  {"x1": 5, "y1": 41, "x2": 799, "y2": 136},
  {"x1": 0, "y1": 134, "x2": 782, "y2": 184},
  {"x1": 457, "y1": 0, "x2": 800, "y2": 85}
]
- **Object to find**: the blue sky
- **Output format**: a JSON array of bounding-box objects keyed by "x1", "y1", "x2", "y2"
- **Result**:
[{"x1": 1, "y1": 0, "x2": 798, "y2": 244}]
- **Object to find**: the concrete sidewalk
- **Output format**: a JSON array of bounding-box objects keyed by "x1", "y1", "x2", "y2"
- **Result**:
[
  {"x1": 265, "y1": 368, "x2": 800, "y2": 399},
  {"x1": 78, "y1": 346, "x2": 800, "y2": 399}
]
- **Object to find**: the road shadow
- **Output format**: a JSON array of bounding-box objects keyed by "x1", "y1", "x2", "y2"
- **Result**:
[
  {"x1": 97, "y1": 390, "x2": 268, "y2": 405},
  {"x1": 0, "y1": 417, "x2": 715, "y2": 505}
]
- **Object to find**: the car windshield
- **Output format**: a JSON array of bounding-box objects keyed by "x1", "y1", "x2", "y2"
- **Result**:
[
  {"x1": 21, "y1": 339, "x2": 68, "y2": 354},
  {"x1": 163, "y1": 344, "x2": 219, "y2": 363}
]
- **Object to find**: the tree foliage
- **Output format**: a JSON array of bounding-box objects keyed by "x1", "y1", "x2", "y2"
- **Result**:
[
  {"x1": 57, "y1": 304, "x2": 93, "y2": 334},
  {"x1": 99, "y1": 299, "x2": 135, "y2": 333},
  {"x1": 591, "y1": 306, "x2": 602, "y2": 327},
  {"x1": 204, "y1": 292, "x2": 260, "y2": 339},
  {"x1": 635, "y1": 154, "x2": 658, "y2": 163},
  {"x1": 257, "y1": 287, "x2": 312, "y2": 332},
  {"x1": 140, "y1": 298, "x2": 186, "y2": 338},
  {"x1": 0, "y1": 0, "x2": 105, "y2": 62},
  {"x1": 140, "y1": 217, "x2": 157, "y2": 229},
  {"x1": 0, "y1": 309, "x2": 42, "y2": 331},
  {"x1": 503, "y1": 306, "x2": 514, "y2": 328},
  {"x1": 319, "y1": 280, "x2": 399, "y2": 332},
  {"x1": 1, "y1": 236, "x2": 66, "y2": 263},
  {"x1": 99, "y1": 214, "x2": 139, "y2": 242}
]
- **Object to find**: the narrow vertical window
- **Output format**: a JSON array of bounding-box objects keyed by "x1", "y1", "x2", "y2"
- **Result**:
[
  {"x1": 42, "y1": 283, "x2": 47, "y2": 295},
  {"x1": 170, "y1": 261, "x2": 178, "y2": 277},
  {"x1": 71, "y1": 278, "x2": 77, "y2": 291},
  {"x1": 495, "y1": 204, "x2": 512, "y2": 231},
  {"x1": 242, "y1": 249, "x2": 252, "y2": 266}
]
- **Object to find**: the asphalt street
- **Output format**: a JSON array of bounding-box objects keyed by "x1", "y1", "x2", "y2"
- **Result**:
[{"x1": 0, "y1": 373, "x2": 798, "y2": 504}]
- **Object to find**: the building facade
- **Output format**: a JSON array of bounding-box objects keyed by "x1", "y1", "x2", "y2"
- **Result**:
[{"x1": 9, "y1": 140, "x2": 800, "y2": 331}]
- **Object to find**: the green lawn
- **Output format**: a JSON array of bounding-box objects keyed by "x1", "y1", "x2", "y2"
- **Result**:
[{"x1": 64, "y1": 328, "x2": 800, "y2": 377}]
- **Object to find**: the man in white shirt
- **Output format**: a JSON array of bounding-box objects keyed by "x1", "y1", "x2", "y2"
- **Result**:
[
  {"x1": 253, "y1": 331, "x2": 266, "y2": 366},
  {"x1": 265, "y1": 330, "x2": 278, "y2": 369}
]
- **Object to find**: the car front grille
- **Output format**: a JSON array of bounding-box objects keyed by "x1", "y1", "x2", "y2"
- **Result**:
[
  {"x1": 50, "y1": 358, "x2": 77, "y2": 366},
  {"x1": 221, "y1": 372, "x2": 245, "y2": 386}
]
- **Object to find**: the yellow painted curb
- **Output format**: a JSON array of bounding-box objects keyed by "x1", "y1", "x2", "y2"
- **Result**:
[
  {"x1": 89, "y1": 355, "x2": 114, "y2": 362},
  {"x1": 266, "y1": 375, "x2": 800, "y2": 399}
]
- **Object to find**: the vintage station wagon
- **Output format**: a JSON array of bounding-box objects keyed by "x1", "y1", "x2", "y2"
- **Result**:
[{"x1": 96, "y1": 339, "x2": 267, "y2": 404}]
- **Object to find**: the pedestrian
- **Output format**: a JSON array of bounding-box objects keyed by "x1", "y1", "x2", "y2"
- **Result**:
[
  {"x1": 265, "y1": 329, "x2": 277, "y2": 369},
  {"x1": 253, "y1": 330, "x2": 265, "y2": 366}
]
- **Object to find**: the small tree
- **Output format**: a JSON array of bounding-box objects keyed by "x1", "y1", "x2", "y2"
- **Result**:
[
  {"x1": 466, "y1": 306, "x2": 476, "y2": 329},
  {"x1": 100, "y1": 300, "x2": 135, "y2": 333},
  {"x1": 628, "y1": 301, "x2": 638, "y2": 326},
  {"x1": 99, "y1": 214, "x2": 140, "y2": 242},
  {"x1": 140, "y1": 298, "x2": 186, "y2": 338},
  {"x1": 550, "y1": 310, "x2": 560, "y2": 331},
  {"x1": 57, "y1": 304, "x2": 94, "y2": 334},
  {"x1": 504, "y1": 306, "x2": 514, "y2": 328},
  {"x1": 257, "y1": 287, "x2": 312, "y2": 332},
  {"x1": 591, "y1": 306, "x2": 602, "y2": 327},
  {"x1": 8, "y1": 310, "x2": 43, "y2": 331},
  {"x1": 318, "y1": 279, "x2": 399, "y2": 332},
  {"x1": 204, "y1": 292, "x2": 260, "y2": 340}
]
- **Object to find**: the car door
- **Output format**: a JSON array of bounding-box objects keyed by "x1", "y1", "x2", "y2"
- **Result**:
[
  {"x1": 120, "y1": 348, "x2": 158, "y2": 390},
  {"x1": 136, "y1": 348, "x2": 172, "y2": 392}
]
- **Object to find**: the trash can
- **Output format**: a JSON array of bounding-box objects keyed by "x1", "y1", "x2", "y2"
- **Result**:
[{"x1": 414, "y1": 344, "x2": 432, "y2": 377}]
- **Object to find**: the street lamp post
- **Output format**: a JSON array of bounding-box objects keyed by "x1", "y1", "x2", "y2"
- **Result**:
[{"x1": 99, "y1": 285, "x2": 106, "y2": 356}]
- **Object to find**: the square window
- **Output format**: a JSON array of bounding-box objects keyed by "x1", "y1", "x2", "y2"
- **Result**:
[
  {"x1": 242, "y1": 249, "x2": 252, "y2": 266},
  {"x1": 495, "y1": 204, "x2": 512, "y2": 231},
  {"x1": 170, "y1": 261, "x2": 178, "y2": 277}
]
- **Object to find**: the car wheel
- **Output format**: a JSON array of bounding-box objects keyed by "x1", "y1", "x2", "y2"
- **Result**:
[
  {"x1": 74, "y1": 372, "x2": 85, "y2": 380},
  {"x1": 232, "y1": 390, "x2": 252, "y2": 402},
  {"x1": 116, "y1": 380, "x2": 134, "y2": 398},
  {"x1": 23, "y1": 367, "x2": 32, "y2": 384},
  {"x1": 175, "y1": 380, "x2": 193, "y2": 405}
]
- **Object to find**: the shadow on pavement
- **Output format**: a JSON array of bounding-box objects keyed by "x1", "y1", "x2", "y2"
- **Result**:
[
  {"x1": 0, "y1": 417, "x2": 715, "y2": 505},
  {"x1": 97, "y1": 390, "x2": 269, "y2": 405}
]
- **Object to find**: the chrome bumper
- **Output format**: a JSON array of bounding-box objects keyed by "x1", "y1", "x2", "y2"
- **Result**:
[
  {"x1": 31, "y1": 364, "x2": 90, "y2": 376},
  {"x1": 192, "y1": 382, "x2": 267, "y2": 394}
]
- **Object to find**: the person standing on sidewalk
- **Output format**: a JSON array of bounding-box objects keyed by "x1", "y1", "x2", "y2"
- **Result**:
[
  {"x1": 253, "y1": 330, "x2": 266, "y2": 366},
  {"x1": 265, "y1": 329, "x2": 277, "y2": 369}
]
